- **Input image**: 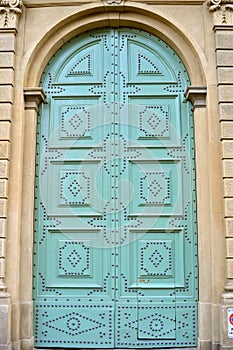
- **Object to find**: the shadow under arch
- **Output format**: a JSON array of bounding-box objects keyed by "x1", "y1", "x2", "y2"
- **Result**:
[{"x1": 24, "y1": 2, "x2": 207, "y2": 87}]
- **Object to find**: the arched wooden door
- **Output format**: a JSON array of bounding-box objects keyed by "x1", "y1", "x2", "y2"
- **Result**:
[{"x1": 33, "y1": 28, "x2": 198, "y2": 348}]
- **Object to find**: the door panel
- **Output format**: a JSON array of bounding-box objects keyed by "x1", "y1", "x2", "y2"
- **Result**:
[{"x1": 33, "y1": 28, "x2": 198, "y2": 348}]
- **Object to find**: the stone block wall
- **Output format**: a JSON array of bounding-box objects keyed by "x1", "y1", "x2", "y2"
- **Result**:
[{"x1": 0, "y1": 2, "x2": 22, "y2": 348}]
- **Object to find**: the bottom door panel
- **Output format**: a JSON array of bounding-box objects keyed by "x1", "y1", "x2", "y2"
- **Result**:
[
  {"x1": 34, "y1": 303, "x2": 115, "y2": 348},
  {"x1": 115, "y1": 303, "x2": 197, "y2": 348},
  {"x1": 138, "y1": 305, "x2": 176, "y2": 340}
]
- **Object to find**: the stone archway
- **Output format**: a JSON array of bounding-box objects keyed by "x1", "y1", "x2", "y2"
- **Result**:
[{"x1": 15, "y1": 4, "x2": 216, "y2": 349}]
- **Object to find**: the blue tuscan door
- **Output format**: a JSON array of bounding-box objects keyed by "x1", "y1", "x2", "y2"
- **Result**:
[{"x1": 33, "y1": 28, "x2": 198, "y2": 348}]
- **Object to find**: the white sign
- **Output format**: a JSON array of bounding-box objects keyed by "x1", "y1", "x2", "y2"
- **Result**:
[{"x1": 228, "y1": 308, "x2": 233, "y2": 338}]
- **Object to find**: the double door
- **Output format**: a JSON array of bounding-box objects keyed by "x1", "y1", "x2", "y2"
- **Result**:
[{"x1": 33, "y1": 28, "x2": 198, "y2": 348}]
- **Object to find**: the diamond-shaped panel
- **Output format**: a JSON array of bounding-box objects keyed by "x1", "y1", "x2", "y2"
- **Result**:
[
  {"x1": 140, "y1": 171, "x2": 171, "y2": 205},
  {"x1": 139, "y1": 106, "x2": 169, "y2": 138},
  {"x1": 140, "y1": 240, "x2": 173, "y2": 277},
  {"x1": 138, "y1": 306, "x2": 176, "y2": 339},
  {"x1": 61, "y1": 105, "x2": 90, "y2": 138},
  {"x1": 60, "y1": 171, "x2": 90, "y2": 206},
  {"x1": 58, "y1": 240, "x2": 91, "y2": 276},
  {"x1": 34, "y1": 304, "x2": 114, "y2": 347}
]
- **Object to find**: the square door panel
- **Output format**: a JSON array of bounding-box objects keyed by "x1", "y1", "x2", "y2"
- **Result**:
[
  {"x1": 127, "y1": 97, "x2": 181, "y2": 147},
  {"x1": 58, "y1": 240, "x2": 92, "y2": 277},
  {"x1": 129, "y1": 160, "x2": 183, "y2": 216},
  {"x1": 45, "y1": 229, "x2": 104, "y2": 289},
  {"x1": 128, "y1": 230, "x2": 185, "y2": 289},
  {"x1": 47, "y1": 160, "x2": 102, "y2": 216},
  {"x1": 48, "y1": 97, "x2": 103, "y2": 148}
]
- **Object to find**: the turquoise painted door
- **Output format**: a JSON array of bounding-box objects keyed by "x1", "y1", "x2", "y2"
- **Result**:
[{"x1": 33, "y1": 28, "x2": 198, "y2": 348}]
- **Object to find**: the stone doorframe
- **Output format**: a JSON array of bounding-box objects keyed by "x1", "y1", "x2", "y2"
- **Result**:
[{"x1": 0, "y1": 1, "x2": 228, "y2": 349}]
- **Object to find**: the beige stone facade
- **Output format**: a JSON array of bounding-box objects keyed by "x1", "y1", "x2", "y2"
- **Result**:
[{"x1": 0, "y1": 0, "x2": 233, "y2": 349}]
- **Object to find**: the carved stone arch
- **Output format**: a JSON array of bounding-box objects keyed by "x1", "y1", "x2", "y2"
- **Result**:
[
  {"x1": 20, "y1": 3, "x2": 214, "y2": 349},
  {"x1": 24, "y1": 3, "x2": 207, "y2": 88}
]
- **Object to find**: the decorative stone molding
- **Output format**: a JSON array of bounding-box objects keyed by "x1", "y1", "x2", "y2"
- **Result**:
[
  {"x1": 102, "y1": 0, "x2": 125, "y2": 5},
  {"x1": 208, "y1": 0, "x2": 233, "y2": 24},
  {"x1": 185, "y1": 86, "x2": 207, "y2": 108},
  {"x1": 24, "y1": 88, "x2": 46, "y2": 112},
  {"x1": 0, "y1": 0, "x2": 23, "y2": 28},
  {"x1": 208, "y1": 0, "x2": 233, "y2": 11}
]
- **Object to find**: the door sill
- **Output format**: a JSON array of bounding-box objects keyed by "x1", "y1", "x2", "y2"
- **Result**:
[{"x1": 34, "y1": 348, "x2": 198, "y2": 350}]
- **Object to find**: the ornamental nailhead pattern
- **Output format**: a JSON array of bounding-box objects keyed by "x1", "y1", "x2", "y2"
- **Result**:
[
  {"x1": 58, "y1": 241, "x2": 90, "y2": 276},
  {"x1": 40, "y1": 134, "x2": 63, "y2": 176},
  {"x1": 140, "y1": 241, "x2": 172, "y2": 276},
  {"x1": 44, "y1": 73, "x2": 65, "y2": 94},
  {"x1": 140, "y1": 171, "x2": 171, "y2": 205},
  {"x1": 139, "y1": 105, "x2": 169, "y2": 138},
  {"x1": 38, "y1": 202, "x2": 61, "y2": 245},
  {"x1": 169, "y1": 202, "x2": 194, "y2": 245},
  {"x1": 35, "y1": 305, "x2": 113, "y2": 345},
  {"x1": 90, "y1": 33, "x2": 110, "y2": 51},
  {"x1": 34, "y1": 27, "x2": 197, "y2": 348},
  {"x1": 60, "y1": 171, "x2": 90, "y2": 205},
  {"x1": 61, "y1": 106, "x2": 90, "y2": 138},
  {"x1": 120, "y1": 273, "x2": 145, "y2": 296},
  {"x1": 116, "y1": 305, "x2": 197, "y2": 347},
  {"x1": 88, "y1": 202, "x2": 142, "y2": 246},
  {"x1": 89, "y1": 133, "x2": 141, "y2": 176},
  {"x1": 68, "y1": 53, "x2": 92, "y2": 75},
  {"x1": 88, "y1": 72, "x2": 141, "y2": 104},
  {"x1": 167, "y1": 133, "x2": 191, "y2": 175},
  {"x1": 138, "y1": 53, "x2": 161, "y2": 74},
  {"x1": 88, "y1": 71, "x2": 109, "y2": 103},
  {"x1": 119, "y1": 33, "x2": 137, "y2": 51},
  {"x1": 164, "y1": 71, "x2": 185, "y2": 93}
]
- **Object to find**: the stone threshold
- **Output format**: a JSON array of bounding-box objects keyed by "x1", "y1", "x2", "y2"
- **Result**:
[{"x1": 34, "y1": 348, "x2": 198, "y2": 350}]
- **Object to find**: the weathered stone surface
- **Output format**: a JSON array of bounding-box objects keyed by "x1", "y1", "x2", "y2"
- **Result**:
[
  {"x1": 0, "y1": 161, "x2": 9, "y2": 179},
  {"x1": 219, "y1": 85, "x2": 233, "y2": 103},
  {"x1": 225, "y1": 198, "x2": 233, "y2": 217},
  {"x1": 218, "y1": 68, "x2": 233, "y2": 84},
  {"x1": 226, "y1": 259, "x2": 233, "y2": 278},
  {"x1": 0, "y1": 238, "x2": 5, "y2": 258},
  {"x1": 222, "y1": 141, "x2": 233, "y2": 158},
  {"x1": 0, "y1": 69, "x2": 14, "y2": 85},
  {"x1": 221, "y1": 121, "x2": 233, "y2": 138},
  {"x1": 0, "y1": 86, "x2": 13, "y2": 103},
  {"x1": 0, "y1": 143, "x2": 9, "y2": 160},
  {"x1": 0, "y1": 122, "x2": 11, "y2": 141},
  {"x1": 227, "y1": 238, "x2": 233, "y2": 257},
  {"x1": 0, "y1": 180, "x2": 8, "y2": 199},
  {"x1": 0, "y1": 199, "x2": 7, "y2": 218},
  {"x1": 0, "y1": 35, "x2": 15, "y2": 53},
  {"x1": 216, "y1": 33, "x2": 233, "y2": 49},
  {"x1": 0, "y1": 104, "x2": 12, "y2": 122},
  {"x1": 0, "y1": 297, "x2": 11, "y2": 347},
  {"x1": 220, "y1": 103, "x2": 233, "y2": 121},
  {"x1": 0, "y1": 53, "x2": 14, "y2": 68},
  {"x1": 0, "y1": 219, "x2": 6, "y2": 238},
  {"x1": 0, "y1": 258, "x2": 5, "y2": 278},
  {"x1": 217, "y1": 50, "x2": 233, "y2": 66},
  {"x1": 226, "y1": 219, "x2": 233, "y2": 237},
  {"x1": 224, "y1": 178, "x2": 233, "y2": 197},
  {"x1": 19, "y1": 302, "x2": 33, "y2": 340}
]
